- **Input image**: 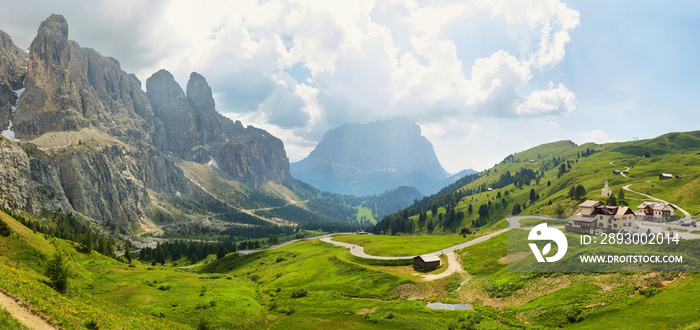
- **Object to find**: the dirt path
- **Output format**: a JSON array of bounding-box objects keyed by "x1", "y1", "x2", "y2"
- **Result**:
[
  {"x1": 0, "y1": 289, "x2": 55, "y2": 330},
  {"x1": 419, "y1": 252, "x2": 464, "y2": 281}
]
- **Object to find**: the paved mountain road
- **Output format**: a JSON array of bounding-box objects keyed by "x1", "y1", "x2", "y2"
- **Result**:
[{"x1": 320, "y1": 215, "x2": 548, "y2": 260}]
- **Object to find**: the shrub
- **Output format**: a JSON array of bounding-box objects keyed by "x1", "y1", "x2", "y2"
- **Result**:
[
  {"x1": 639, "y1": 287, "x2": 660, "y2": 298},
  {"x1": 565, "y1": 307, "x2": 584, "y2": 323},
  {"x1": 0, "y1": 220, "x2": 12, "y2": 237},
  {"x1": 385, "y1": 312, "x2": 396, "y2": 319},
  {"x1": 291, "y1": 288, "x2": 308, "y2": 298},
  {"x1": 278, "y1": 306, "x2": 295, "y2": 315},
  {"x1": 459, "y1": 312, "x2": 483, "y2": 329},
  {"x1": 157, "y1": 284, "x2": 172, "y2": 291},
  {"x1": 84, "y1": 320, "x2": 99, "y2": 330},
  {"x1": 196, "y1": 319, "x2": 211, "y2": 330},
  {"x1": 444, "y1": 280, "x2": 461, "y2": 293}
]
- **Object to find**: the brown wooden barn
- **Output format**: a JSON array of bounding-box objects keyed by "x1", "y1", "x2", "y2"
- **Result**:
[{"x1": 413, "y1": 254, "x2": 441, "y2": 271}]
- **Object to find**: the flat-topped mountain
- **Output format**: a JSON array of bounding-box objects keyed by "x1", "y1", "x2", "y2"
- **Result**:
[{"x1": 291, "y1": 118, "x2": 471, "y2": 196}]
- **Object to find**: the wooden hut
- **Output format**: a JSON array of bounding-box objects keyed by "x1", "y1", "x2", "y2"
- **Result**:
[{"x1": 414, "y1": 254, "x2": 441, "y2": 271}]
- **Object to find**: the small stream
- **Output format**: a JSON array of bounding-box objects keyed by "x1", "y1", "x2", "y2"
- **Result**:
[{"x1": 426, "y1": 302, "x2": 473, "y2": 310}]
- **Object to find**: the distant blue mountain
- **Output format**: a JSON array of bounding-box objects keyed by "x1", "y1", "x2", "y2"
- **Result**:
[{"x1": 291, "y1": 118, "x2": 475, "y2": 196}]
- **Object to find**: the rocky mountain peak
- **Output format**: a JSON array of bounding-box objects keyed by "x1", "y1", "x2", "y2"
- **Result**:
[
  {"x1": 186, "y1": 72, "x2": 215, "y2": 114},
  {"x1": 146, "y1": 69, "x2": 200, "y2": 156},
  {"x1": 0, "y1": 29, "x2": 27, "y2": 131},
  {"x1": 291, "y1": 118, "x2": 451, "y2": 196},
  {"x1": 0, "y1": 30, "x2": 27, "y2": 90},
  {"x1": 37, "y1": 14, "x2": 69, "y2": 39}
]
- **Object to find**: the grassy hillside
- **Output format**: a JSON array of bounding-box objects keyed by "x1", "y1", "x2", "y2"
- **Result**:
[
  {"x1": 4, "y1": 202, "x2": 700, "y2": 328},
  {"x1": 0, "y1": 209, "x2": 511, "y2": 329},
  {"x1": 373, "y1": 130, "x2": 700, "y2": 235}
]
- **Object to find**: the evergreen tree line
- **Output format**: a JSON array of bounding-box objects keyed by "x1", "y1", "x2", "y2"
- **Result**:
[
  {"x1": 138, "y1": 239, "x2": 245, "y2": 264},
  {"x1": 0, "y1": 205, "x2": 120, "y2": 258},
  {"x1": 373, "y1": 167, "x2": 540, "y2": 234}
]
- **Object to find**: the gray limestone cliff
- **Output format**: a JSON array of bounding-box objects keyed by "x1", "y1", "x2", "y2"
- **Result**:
[
  {"x1": 0, "y1": 14, "x2": 293, "y2": 230},
  {"x1": 147, "y1": 70, "x2": 291, "y2": 187}
]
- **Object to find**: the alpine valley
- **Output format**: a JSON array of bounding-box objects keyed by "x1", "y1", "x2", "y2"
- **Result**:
[{"x1": 0, "y1": 14, "x2": 422, "y2": 246}]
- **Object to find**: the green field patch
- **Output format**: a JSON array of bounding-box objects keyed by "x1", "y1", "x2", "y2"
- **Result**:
[
  {"x1": 459, "y1": 232, "x2": 508, "y2": 276},
  {"x1": 332, "y1": 234, "x2": 472, "y2": 257}
]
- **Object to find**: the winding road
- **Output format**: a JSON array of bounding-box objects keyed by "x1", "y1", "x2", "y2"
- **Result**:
[
  {"x1": 320, "y1": 215, "x2": 540, "y2": 261},
  {"x1": 317, "y1": 216, "x2": 543, "y2": 280}
]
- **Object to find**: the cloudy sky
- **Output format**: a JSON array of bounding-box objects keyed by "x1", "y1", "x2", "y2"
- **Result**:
[{"x1": 2, "y1": 0, "x2": 699, "y2": 172}]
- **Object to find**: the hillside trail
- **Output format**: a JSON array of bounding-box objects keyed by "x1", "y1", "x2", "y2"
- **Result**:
[
  {"x1": 178, "y1": 170, "x2": 297, "y2": 227},
  {"x1": 0, "y1": 289, "x2": 56, "y2": 330},
  {"x1": 609, "y1": 162, "x2": 691, "y2": 219},
  {"x1": 136, "y1": 198, "x2": 308, "y2": 239},
  {"x1": 608, "y1": 161, "x2": 630, "y2": 178}
]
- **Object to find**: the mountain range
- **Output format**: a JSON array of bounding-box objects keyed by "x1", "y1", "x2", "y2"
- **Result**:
[{"x1": 0, "y1": 14, "x2": 436, "y2": 235}]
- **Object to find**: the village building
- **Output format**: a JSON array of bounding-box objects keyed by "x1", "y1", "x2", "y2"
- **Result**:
[
  {"x1": 565, "y1": 200, "x2": 636, "y2": 235},
  {"x1": 413, "y1": 254, "x2": 441, "y2": 271},
  {"x1": 636, "y1": 202, "x2": 677, "y2": 222},
  {"x1": 659, "y1": 173, "x2": 673, "y2": 180},
  {"x1": 601, "y1": 180, "x2": 612, "y2": 197},
  {"x1": 613, "y1": 170, "x2": 621, "y2": 175}
]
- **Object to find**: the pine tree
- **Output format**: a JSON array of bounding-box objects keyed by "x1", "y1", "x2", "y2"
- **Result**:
[
  {"x1": 82, "y1": 229, "x2": 93, "y2": 252},
  {"x1": 97, "y1": 235, "x2": 107, "y2": 255},
  {"x1": 124, "y1": 244, "x2": 132, "y2": 264},
  {"x1": 512, "y1": 203, "x2": 521, "y2": 215},
  {"x1": 45, "y1": 253, "x2": 69, "y2": 293},
  {"x1": 618, "y1": 189, "x2": 626, "y2": 204},
  {"x1": 575, "y1": 184, "x2": 587, "y2": 199},
  {"x1": 216, "y1": 246, "x2": 228, "y2": 259},
  {"x1": 106, "y1": 238, "x2": 115, "y2": 258}
]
